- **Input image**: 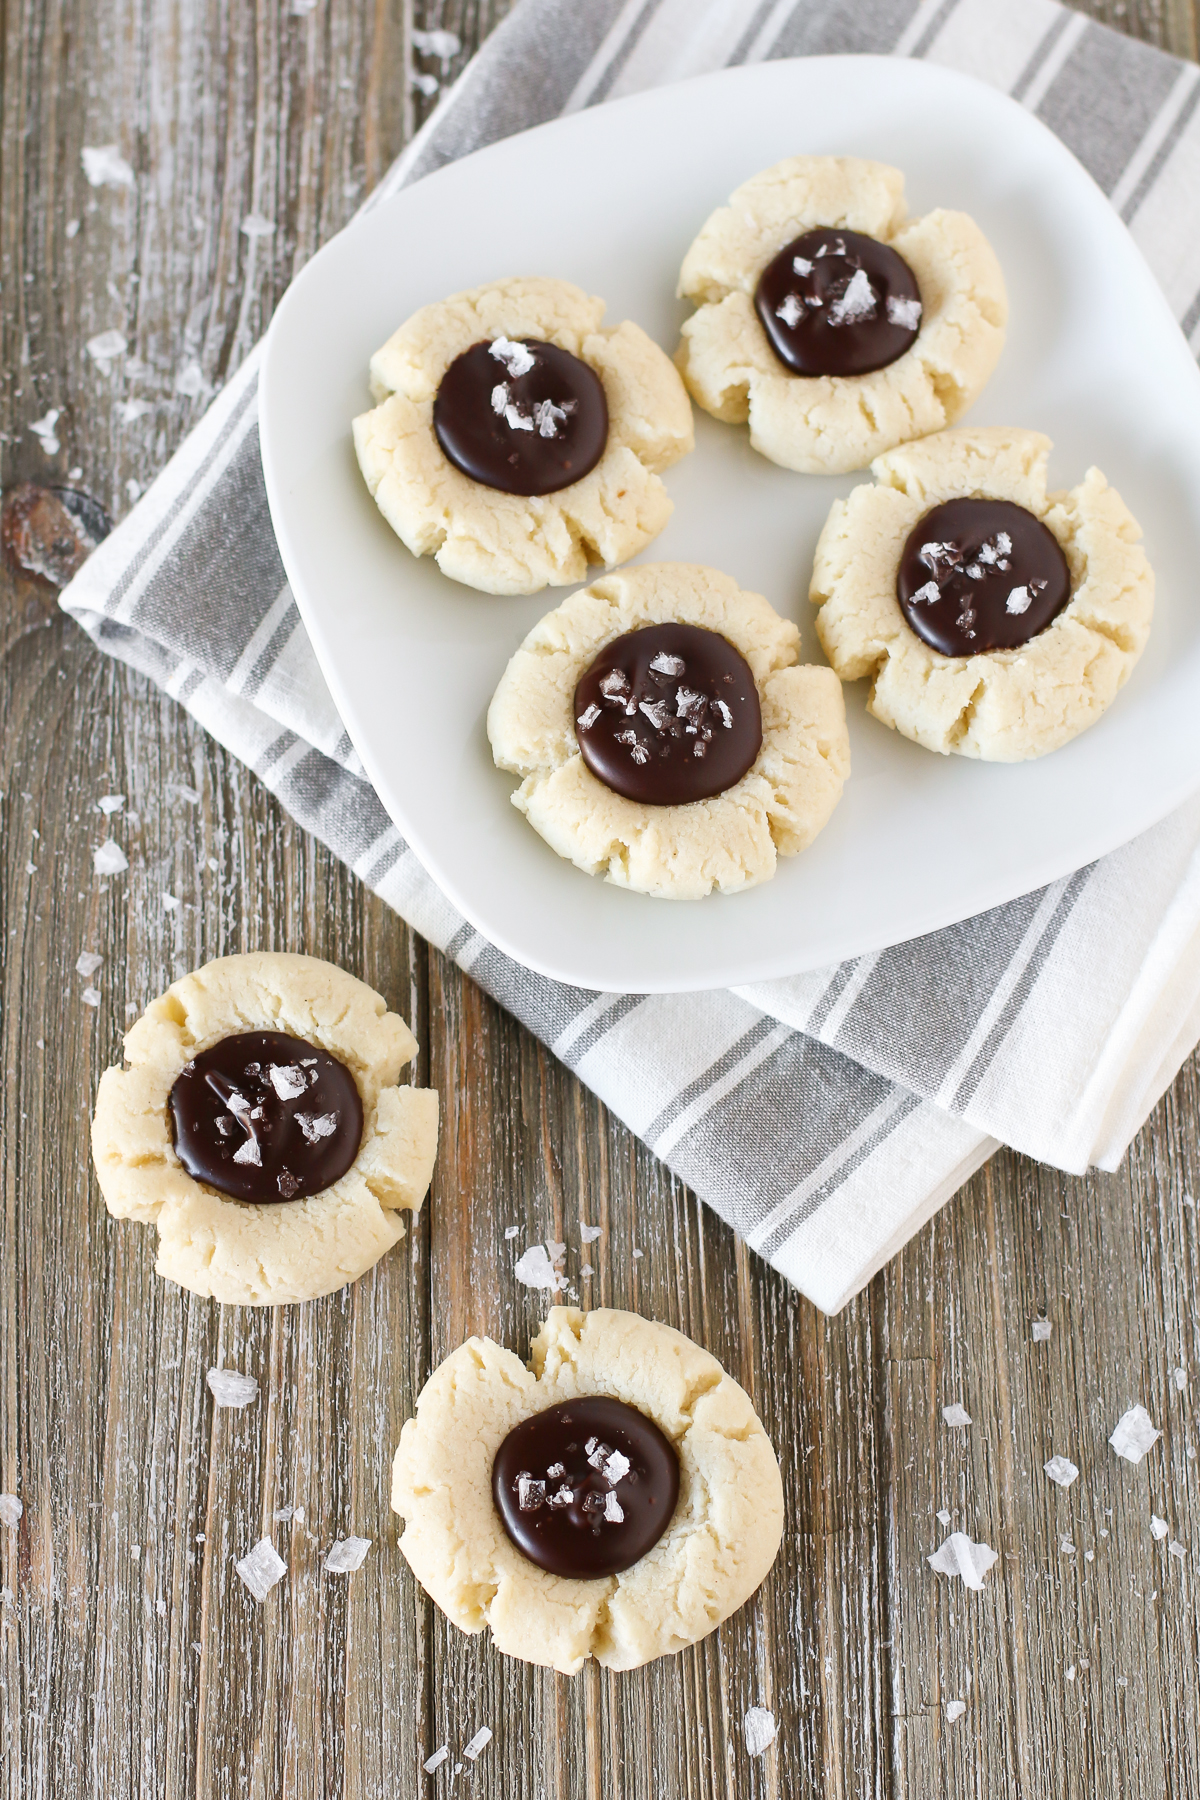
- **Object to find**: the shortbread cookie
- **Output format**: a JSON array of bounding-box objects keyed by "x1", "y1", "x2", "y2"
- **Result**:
[
  {"x1": 677, "y1": 156, "x2": 1007, "y2": 473},
  {"x1": 811, "y1": 427, "x2": 1154, "y2": 760},
  {"x1": 353, "y1": 277, "x2": 694, "y2": 594},
  {"x1": 91, "y1": 953, "x2": 439, "y2": 1305},
  {"x1": 392, "y1": 1307, "x2": 783, "y2": 1674},
  {"x1": 487, "y1": 561, "x2": 850, "y2": 899}
]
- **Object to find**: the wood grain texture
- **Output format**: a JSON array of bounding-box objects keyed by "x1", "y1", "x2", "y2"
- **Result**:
[{"x1": 2, "y1": 2, "x2": 1199, "y2": 1795}]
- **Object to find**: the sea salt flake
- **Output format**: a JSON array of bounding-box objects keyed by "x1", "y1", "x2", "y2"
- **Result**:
[
  {"x1": 463, "y1": 1726, "x2": 492, "y2": 1762},
  {"x1": 412, "y1": 26, "x2": 461, "y2": 59},
  {"x1": 1006, "y1": 586, "x2": 1032, "y2": 615},
  {"x1": 942, "y1": 1403, "x2": 971, "y2": 1428},
  {"x1": 603, "y1": 1450, "x2": 630, "y2": 1485},
  {"x1": 715, "y1": 699, "x2": 734, "y2": 728},
  {"x1": 928, "y1": 1531, "x2": 998, "y2": 1591},
  {"x1": 1174, "y1": 1367, "x2": 1188, "y2": 1391},
  {"x1": 93, "y1": 840, "x2": 128, "y2": 875},
  {"x1": 296, "y1": 1111, "x2": 338, "y2": 1144},
  {"x1": 1169, "y1": 1539, "x2": 1187, "y2": 1561},
  {"x1": 792, "y1": 255, "x2": 813, "y2": 276},
  {"x1": 424, "y1": 1746, "x2": 449, "y2": 1773},
  {"x1": 886, "y1": 294, "x2": 922, "y2": 330},
  {"x1": 489, "y1": 336, "x2": 535, "y2": 378},
  {"x1": 639, "y1": 699, "x2": 671, "y2": 731},
  {"x1": 675, "y1": 687, "x2": 707, "y2": 724},
  {"x1": 76, "y1": 951, "x2": 103, "y2": 977},
  {"x1": 828, "y1": 267, "x2": 877, "y2": 325},
  {"x1": 604, "y1": 1491, "x2": 624, "y2": 1523},
  {"x1": 548, "y1": 1484, "x2": 574, "y2": 1508},
  {"x1": 534, "y1": 398, "x2": 568, "y2": 437},
  {"x1": 1066, "y1": 1665, "x2": 1076, "y2": 1682},
  {"x1": 1109, "y1": 1405, "x2": 1160, "y2": 1464},
  {"x1": 97, "y1": 794, "x2": 125, "y2": 814},
  {"x1": 503, "y1": 1225, "x2": 520, "y2": 1240},
  {"x1": 240, "y1": 212, "x2": 276, "y2": 239},
  {"x1": 580, "y1": 1222, "x2": 602, "y2": 1242},
  {"x1": 587, "y1": 1439, "x2": 611, "y2": 1469},
  {"x1": 580, "y1": 1262, "x2": 594, "y2": 1276},
  {"x1": 517, "y1": 1475, "x2": 546, "y2": 1512},
  {"x1": 503, "y1": 404, "x2": 533, "y2": 431},
  {"x1": 161, "y1": 892, "x2": 180, "y2": 911},
  {"x1": 545, "y1": 1239, "x2": 566, "y2": 1266},
  {"x1": 82, "y1": 144, "x2": 135, "y2": 188},
  {"x1": 911, "y1": 580, "x2": 939, "y2": 604},
  {"x1": 81, "y1": 987, "x2": 101, "y2": 1008},
  {"x1": 546, "y1": 1462, "x2": 565, "y2": 1478},
  {"x1": 1032, "y1": 1319, "x2": 1052, "y2": 1342},
  {"x1": 324, "y1": 1535, "x2": 371, "y2": 1573},
  {"x1": 0, "y1": 1495, "x2": 23, "y2": 1528},
  {"x1": 269, "y1": 1064, "x2": 308, "y2": 1101},
  {"x1": 411, "y1": 70, "x2": 439, "y2": 95},
  {"x1": 29, "y1": 409, "x2": 61, "y2": 455},
  {"x1": 576, "y1": 703, "x2": 601, "y2": 731},
  {"x1": 206, "y1": 1368, "x2": 259, "y2": 1409},
  {"x1": 937, "y1": 1509, "x2": 951, "y2": 1525},
  {"x1": 743, "y1": 1707, "x2": 777, "y2": 1757},
  {"x1": 920, "y1": 540, "x2": 960, "y2": 573},
  {"x1": 235, "y1": 1537, "x2": 287, "y2": 1601},
  {"x1": 1044, "y1": 1455, "x2": 1079, "y2": 1488},
  {"x1": 513, "y1": 1244, "x2": 564, "y2": 1292},
  {"x1": 86, "y1": 329, "x2": 127, "y2": 364},
  {"x1": 277, "y1": 1170, "x2": 300, "y2": 1198},
  {"x1": 996, "y1": 532, "x2": 1012, "y2": 554},
  {"x1": 1151, "y1": 1515, "x2": 1168, "y2": 1540},
  {"x1": 775, "y1": 293, "x2": 804, "y2": 329},
  {"x1": 490, "y1": 381, "x2": 509, "y2": 415},
  {"x1": 1061, "y1": 1535, "x2": 1076, "y2": 1555},
  {"x1": 945, "y1": 1699, "x2": 966, "y2": 1723},
  {"x1": 233, "y1": 1137, "x2": 262, "y2": 1167},
  {"x1": 599, "y1": 670, "x2": 628, "y2": 699}
]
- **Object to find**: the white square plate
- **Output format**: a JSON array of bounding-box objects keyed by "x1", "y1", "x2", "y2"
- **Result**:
[{"x1": 260, "y1": 55, "x2": 1200, "y2": 995}]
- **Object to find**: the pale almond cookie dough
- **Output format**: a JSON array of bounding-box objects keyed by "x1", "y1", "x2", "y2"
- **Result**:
[
  {"x1": 391, "y1": 1307, "x2": 784, "y2": 1675},
  {"x1": 811, "y1": 427, "x2": 1154, "y2": 761},
  {"x1": 677, "y1": 156, "x2": 1007, "y2": 474},
  {"x1": 487, "y1": 562, "x2": 850, "y2": 899},
  {"x1": 353, "y1": 276, "x2": 694, "y2": 594},
  {"x1": 91, "y1": 953, "x2": 439, "y2": 1305}
]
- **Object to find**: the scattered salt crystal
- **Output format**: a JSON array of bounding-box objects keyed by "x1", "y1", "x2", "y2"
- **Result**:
[
  {"x1": 534, "y1": 398, "x2": 568, "y2": 437},
  {"x1": 828, "y1": 267, "x2": 877, "y2": 325},
  {"x1": 161, "y1": 892, "x2": 180, "y2": 911},
  {"x1": 240, "y1": 212, "x2": 276, "y2": 239},
  {"x1": 424, "y1": 1746, "x2": 449, "y2": 1773},
  {"x1": 1109, "y1": 1405, "x2": 1160, "y2": 1464},
  {"x1": 490, "y1": 382, "x2": 508, "y2": 415},
  {"x1": 1032, "y1": 1319, "x2": 1052, "y2": 1342},
  {"x1": 324, "y1": 1535, "x2": 371, "y2": 1573},
  {"x1": 412, "y1": 26, "x2": 461, "y2": 59},
  {"x1": 206, "y1": 1368, "x2": 259, "y2": 1409},
  {"x1": 235, "y1": 1537, "x2": 287, "y2": 1601},
  {"x1": 928, "y1": 1531, "x2": 998, "y2": 1591},
  {"x1": 792, "y1": 255, "x2": 813, "y2": 276},
  {"x1": 603, "y1": 1450, "x2": 630, "y2": 1484},
  {"x1": 273, "y1": 1504, "x2": 294, "y2": 1522},
  {"x1": 503, "y1": 1225, "x2": 520, "y2": 1240},
  {"x1": 82, "y1": 144, "x2": 135, "y2": 189},
  {"x1": 1006, "y1": 587, "x2": 1032, "y2": 615},
  {"x1": 233, "y1": 1137, "x2": 262, "y2": 1167},
  {"x1": 1185, "y1": 1192, "x2": 1197, "y2": 1209},
  {"x1": 125, "y1": 478, "x2": 142, "y2": 502},
  {"x1": 576, "y1": 703, "x2": 601, "y2": 731},
  {"x1": 175, "y1": 360, "x2": 208, "y2": 398},
  {"x1": 29, "y1": 409, "x2": 61, "y2": 455},
  {"x1": 996, "y1": 532, "x2": 1012, "y2": 554},
  {"x1": 86, "y1": 329, "x2": 127, "y2": 364},
  {"x1": 96, "y1": 794, "x2": 124, "y2": 814},
  {"x1": 269, "y1": 1064, "x2": 308, "y2": 1101},
  {"x1": 632, "y1": 1248, "x2": 643, "y2": 1259},
  {"x1": 942, "y1": 1404, "x2": 971, "y2": 1429},
  {"x1": 489, "y1": 337, "x2": 535, "y2": 378},
  {"x1": 65, "y1": 218, "x2": 80, "y2": 238},
  {"x1": 503, "y1": 403, "x2": 533, "y2": 432},
  {"x1": 513, "y1": 1244, "x2": 563, "y2": 1291},
  {"x1": 599, "y1": 670, "x2": 628, "y2": 698},
  {"x1": 580, "y1": 1223, "x2": 602, "y2": 1243},
  {"x1": 117, "y1": 398, "x2": 153, "y2": 423},
  {"x1": 1044, "y1": 1455, "x2": 1079, "y2": 1489},
  {"x1": 886, "y1": 294, "x2": 922, "y2": 330},
  {"x1": 937, "y1": 1509, "x2": 951, "y2": 1526},
  {"x1": 76, "y1": 951, "x2": 103, "y2": 977},
  {"x1": 911, "y1": 580, "x2": 939, "y2": 604},
  {"x1": 1060, "y1": 1535, "x2": 1075, "y2": 1555},
  {"x1": 1174, "y1": 1367, "x2": 1187, "y2": 1391},
  {"x1": 945, "y1": 1699, "x2": 966, "y2": 1723},
  {"x1": 457, "y1": 1726, "x2": 493, "y2": 1763},
  {"x1": 81, "y1": 987, "x2": 101, "y2": 1008},
  {"x1": 580, "y1": 1262, "x2": 594, "y2": 1276},
  {"x1": 1066, "y1": 1664, "x2": 1076, "y2": 1682},
  {"x1": 93, "y1": 840, "x2": 128, "y2": 875},
  {"x1": 775, "y1": 293, "x2": 804, "y2": 329},
  {"x1": 1168, "y1": 1539, "x2": 1187, "y2": 1561},
  {"x1": 296, "y1": 1112, "x2": 337, "y2": 1144},
  {"x1": 1151, "y1": 1515, "x2": 1168, "y2": 1540},
  {"x1": 743, "y1": 1707, "x2": 776, "y2": 1757},
  {"x1": 1084, "y1": 1549, "x2": 1094, "y2": 1563},
  {"x1": 714, "y1": 699, "x2": 734, "y2": 729},
  {"x1": 0, "y1": 1495, "x2": 23, "y2": 1528},
  {"x1": 603, "y1": 1491, "x2": 624, "y2": 1522}
]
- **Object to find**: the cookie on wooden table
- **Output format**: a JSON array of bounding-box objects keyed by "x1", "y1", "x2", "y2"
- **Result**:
[
  {"x1": 392, "y1": 1306, "x2": 784, "y2": 1675},
  {"x1": 487, "y1": 561, "x2": 850, "y2": 899},
  {"x1": 677, "y1": 155, "x2": 1006, "y2": 473},
  {"x1": 91, "y1": 952, "x2": 439, "y2": 1305},
  {"x1": 353, "y1": 276, "x2": 694, "y2": 594},
  {"x1": 810, "y1": 426, "x2": 1154, "y2": 760}
]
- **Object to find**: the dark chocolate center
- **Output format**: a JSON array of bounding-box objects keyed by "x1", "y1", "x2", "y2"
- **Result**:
[
  {"x1": 492, "y1": 1395, "x2": 680, "y2": 1578},
  {"x1": 754, "y1": 228, "x2": 922, "y2": 377},
  {"x1": 896, "y1": 498, "x2": 1072, "y2": 656},
  {"x1": 574, "y1": 622, "x2": 762, "y2": 806},
  {"x1": 433, "y1": 338, "x2": 608, "y2": 497},
  {"x1": 167, "y1": 1029, "x2": 364, "y2": 1204}
]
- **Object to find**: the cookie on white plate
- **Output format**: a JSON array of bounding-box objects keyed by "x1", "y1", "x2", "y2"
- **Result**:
[
  {"x1": 354, "y1": 276, "x2": 694, "y2": 594},
  {"x1": 810, "y1": 426, "x2": 1154, "y2": 760},
  {"x1": 677, "y1": 155, "x2": 1006, "y2": 473},
  {"x1": 392, "y1": 1306, "x2": 784, "y2": 1675},
  {"x1": 91, "y1": 952, "x2": 439, "y2": 1305}
]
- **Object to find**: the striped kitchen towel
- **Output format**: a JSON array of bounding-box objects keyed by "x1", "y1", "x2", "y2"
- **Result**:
[{"x1": 61, "y1": 0, "x2": 1200, "y2": 1313}]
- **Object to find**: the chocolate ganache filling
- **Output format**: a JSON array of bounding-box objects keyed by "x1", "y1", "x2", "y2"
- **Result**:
[
  {"x1": 492, "y1": 1396, "x2": 680, "y2": 1578},
  {"x1": 574, "y1": 622, "x2": 762, "y2": 806},
  {"x1": 433, "y1": 337, "x2": 608, "y2": 496},
  {"x1": 168, "y1": 1030, "x2": 364, "y2": 1203},
  {"x1": 896, "y1": 498, "x2": 1072, "y2": 656},
  {"x1": 754, "y1": 228, "x2": 922, "y2": 377}
]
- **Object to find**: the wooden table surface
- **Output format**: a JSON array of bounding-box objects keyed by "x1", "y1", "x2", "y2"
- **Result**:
[{"x1": 3, "y1": 2, "x2": 1199, "y2": 1794}]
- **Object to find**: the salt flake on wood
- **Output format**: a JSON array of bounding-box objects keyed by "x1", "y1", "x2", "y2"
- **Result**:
[
  {"x1": 1151, "y1": 1515, "x2": 1168, "y2": 1540},
  {"x1": 423, "y1": 1746, "x2": 449, "y2": 1773},
  {"x1": 513, "y1": 1244, "x2": 564, "y2": 1292},
  {"x1": 76, "y1": 950, "x2": 103, "y2": 977},
  {"x1": 82, "y1": 144, "x2": 135, "y2": 189},
  {"x1": 580, "y1": 1223, "x2": 602, "y2": 1243},
  {"x1": 503, "y1": 1225, "x2": 520, "y2": 1240},
  {"x1": 81, "y1": 988, "x2": 101, "y2": 1008},
  {"x1": 1031, "y1": 1319, "x2": 1052, "y2": 1342},
  {"x1": 29, "y1": 410, "x2": 60, "y2": 456},
  {"x1": 240, "y1": 213, "x2": 276, "y2": 239},
  {"x1": 206, "y1": 1368, "x2": 259, "y2": 1409},
  {"x1": 1109, "y1": 1405, "x2": 1160, "y2": 1464},
  {"x1": 937, "y1": 1509, "x2": 951, "y2": 1526},
  {"x1": 942, "y1": 1403, "x2": 971, "y2": 1428},
  {"x1": 1044, "y1": 1455, "x2": 1079, "y2": 1488},
  {"x1": 93, "y1": 840, "x2": 128, "y2": 875},
  {"x1": 324, "y1": 1536, "x2": 371, "y2": 1573},
  {"x1": 462, "y1": 1727, "x2": 492, "y2": 1762},
  {"x1": 96, "y1": 794, "x2": 124, "y2": 814},
  {"x1": 945, "y1": 1699, "x2": 966, "y2": 1723},
  {"x1": 928, "y1": 1531, "x2": 998, "y2": 1591},
  {"x1": 743, "y1": 1707, "x2": 777, "y2": 1757},
  {"x1": 1169, "y1": 1539, "x2": 1187, "y2": 1561},
  {"x1": 0, "y1": 1495, "x2": 23, "y2": 1528},
  {"x1": 161, "y1": 892, "x2": 180, "y2": 911},
  {"x1": 412, "y1": 26, "x2": 461, "y2": 59},
  {"x1": 86, "y1": 330, "x2": 128, "y2": 364},
  {"x1": 234, "y1": 1537, "x2": 286, "y2": 1602}
]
